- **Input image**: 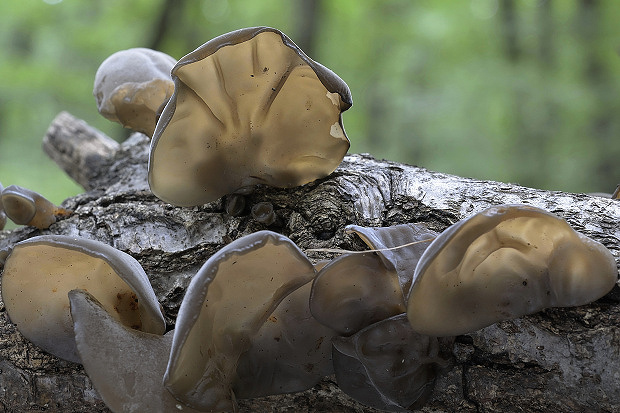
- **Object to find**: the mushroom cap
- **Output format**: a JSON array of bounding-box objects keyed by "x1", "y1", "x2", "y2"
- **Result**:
[
  {"x1": 407, "y1": 204, "x2": 619, "y2": 337},
  {"x1": 310, "y1": 252, "x2": 405, "y2": 336},
  {"x1": 1, "y1": 185, "x2": 37, "y2": 225},
  {"x1": 346, "y1": 223, "x2": 438, "y2": 297},
  {"x1": 69, "y1": 289, "x2": 202, "y2": 413},
  {"x1": 1, "y1": 235, "x2": 165, "y2": 363},
  {"x1": 234, "y1": 281, "x2": 335, "y2": 399},
  {"x1": 0, "y1": 185, "x2": 70, "y2": 229},
  {"x1": 94, "y1": 47, "x2": 176, "y2": 136},
  {"x1": 148, "y1": 26, "x2": 352, "y2": 206},
  {"x1": 332, "y1": 314, "x2": 449, "y2": 412},
  {"x1": 164, "y1": 230, "x2": 316, "y2": 411}
]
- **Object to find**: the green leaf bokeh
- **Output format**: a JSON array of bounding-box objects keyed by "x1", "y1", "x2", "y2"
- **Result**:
[{"x1": 1, "y1": 0, "x2": 619, "y2": 216}]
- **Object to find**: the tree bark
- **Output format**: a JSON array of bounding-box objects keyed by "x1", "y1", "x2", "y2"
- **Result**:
[{"x1": 1, "y1": 111, "x2": 619, "y2": 412}]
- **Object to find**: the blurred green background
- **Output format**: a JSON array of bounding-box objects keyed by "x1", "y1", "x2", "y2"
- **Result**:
[{"x1": 1, "y1": 0, "x2": 619, "y2": 212}]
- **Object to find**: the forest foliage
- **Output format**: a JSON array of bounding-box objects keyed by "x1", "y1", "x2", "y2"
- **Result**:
[{"x1": 1, "y1": 0, "x2": 619, "y2": 209}]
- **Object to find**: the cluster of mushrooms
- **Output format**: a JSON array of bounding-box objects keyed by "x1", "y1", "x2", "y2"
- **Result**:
[
  {"x1": 1, "y1": 26, "x2": 619, "y2": 413},
  {"x1": 2, "y1": 206, "x2": 616, "y2": 412}
]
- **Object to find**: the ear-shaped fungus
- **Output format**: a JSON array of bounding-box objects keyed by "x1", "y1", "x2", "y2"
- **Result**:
[
  {"x1": 148, "y1": 26, "x2": 352, "y2": 206},
  {"x1": 164, "y1": 230, "x2": 316, "y2": 411},
  {"x1": 346, "y1": 223, "x2": 439, "y2": 297},
  {"x1": 69, "y1": 289, "x2": 204, "y2": 413},
  {"x1": 332, "y1": 314, "x2": 451, "y2": 412},
  {"x1": 1, "y1": 235, "x2": 165, "y2": 363},
  {"x1": 234, "y1": 281, "x2": 335, "y2": 399},
  {"x1": 310, "y1": 252, "x2": 405, "y2": 336},
  {"x1": 407, "y1": 204, "x2": 619, "y2": 337},
  {"x1": 94, "y1": 47, "x2": 176, "y2": 136},
  {"x1": 1, "y1": 185, "x2": 71, "y2": 229}
]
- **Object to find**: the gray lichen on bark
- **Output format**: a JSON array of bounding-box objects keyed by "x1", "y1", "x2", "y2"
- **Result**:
[{"x1": 0, "y1": 111, "x2": 618, "y2": 412}]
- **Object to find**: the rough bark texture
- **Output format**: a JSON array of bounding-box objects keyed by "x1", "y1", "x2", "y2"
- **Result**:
[{"x1": 1, "y1": 111, "x2": 619, "y2": 412}]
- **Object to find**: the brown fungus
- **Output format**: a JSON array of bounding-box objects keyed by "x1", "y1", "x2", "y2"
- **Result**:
[
  {"x1": 346, "y1": 223, "x2": 439, "y2": 297},
  {"x1": 1, "y1": 235, "x2": 165, "y2": 363},
  {"x1": 310, "y1": 252, "x2": 405, "y2": 336},
  {"x1": 332, "y1": 314, "x2": 451, "y2": 412},
  {"x1": 251, "y1": 201, "x2": 276, "y2": 226},
  {"x1": 407, "y1": 204, "x2": 619, "y2": 337},
  {"x1": 224, "y1": 193, "x2": 246, "y2": 216},
  {"x1": 234, "y1": 280, "x2": 335, "y2": 399},
  {"x1": 164, "y1": 230, "x2": 316, "y2": 411},
  {"x1": 94, "y1": 47, "x2": 176, "y2": 137},
  {"x1": 69, "y1": 290, "x2": 202, "y2": 413},
  {"x1": 148, "y1": 26, "x2": 352, "y2": 206},
  {"x1": 1, "y1": 185, "x2": 71, "y2": 229}
]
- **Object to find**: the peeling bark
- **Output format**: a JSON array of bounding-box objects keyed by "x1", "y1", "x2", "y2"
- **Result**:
[{"x1": 1, "y1": 112, "x2": 619, "y2": 412}]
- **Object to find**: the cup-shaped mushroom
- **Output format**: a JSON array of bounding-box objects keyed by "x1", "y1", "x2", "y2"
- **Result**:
[
  {"x1": 164, "y1": 230, "x2": 316, "y2": 411},
  {"x1": 332, "y1": 314, "x2": 450, "y2": 412},
  {"x1": 1, "y1": 235, "x2": 166, "y2": 363},
  {"x1": 224, "y1": 193, "x2": 246, "y2": 216},
  {"x1": 407, "y1": 204, "x2": 619, "y2": 337},
  {"x1": 148, "y1": 26, "x2": 352, "y2": 206},
  {"x1": 69, "y1": 290, "x2": 203, "y2": 413},
  {"x1": 251, "y1": 201, "x2": 276, "y2": 226},
  {"x1": 346, "y1": 223, "x2": 438, "y2": 297},
  {"x1": 1, "y1": 185, "x2": 71, "y2": 229},
  {"x1": 94, "y1": 47, "x2": 176, "y2": 136},
  {"x1": 234, "y1": 281, "x2": 335, "y2": 399},
  {"x1": 310, "y1": 252, "x2": 405, "y2": 336}
]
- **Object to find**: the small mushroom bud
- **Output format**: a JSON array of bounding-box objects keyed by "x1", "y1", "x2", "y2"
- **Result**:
[
  {"x1": 1, "y1": 185, "x2": 71, "y2": 229},
  {"x1": 225, "y1": 193, "x2": 246, "y2": 216},
  {"x1": 251, "y1": 201, "x2": 276, "y2": 225}
]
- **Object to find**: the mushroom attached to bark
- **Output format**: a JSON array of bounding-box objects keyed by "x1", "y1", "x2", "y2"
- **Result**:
[
  {"x1": 1, "y1": 235, "x2": 166, "y2": 363},
  {"x1": 234, "y1": 281, "x2": 335, "y2": 399},
  {"x1": 69, "y1": 289, "x2": 203, "y2": 413},
  {"x1": 407, "y1": 204, "x2": 619, "y2": 337},
  {"x1": 251, "y1": 201, "x2": 276, "y2": 226},
  {"x1": 224, "y1": 193, "x2": 246, "y2": 216},
  {"x1": 164, "y1": 230, "x2": 316, "y2": 411},
  {"x1": 310, "y1": 252, "x2": 405, "y2": 336},
  {"x1": 346, "y1": 223, "x2": 438, "y2": 297},
  {"x1": 0, "y1": 185, "x2": 71, "y2": 229},
  {"x1": 332, "y1": 314, "x2": 451, "y2": 412},
  {"x1": 94, "y1": 47, "x2": 176, "y2": 136},
  {"x1": 148, "y1": 26, "x2": 352, "y2": 206}
]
